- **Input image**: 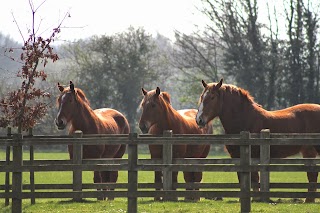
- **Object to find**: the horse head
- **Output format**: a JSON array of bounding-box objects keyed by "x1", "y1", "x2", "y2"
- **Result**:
[
  {"x1": 139, "y1": 87, "x2": 169, "y2": 134},
  {"x1": 55, "y1": 81, "x2": 79, "y2": 130},
  {"x1": 196, "y1": 78, "x2": 223, "y2": 127}
]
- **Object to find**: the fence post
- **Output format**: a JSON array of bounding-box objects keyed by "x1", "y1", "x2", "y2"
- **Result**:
[
  {"x1": 5, "y1": 127, "x2": 11, "y2": 206},
  {"x1": 240, "y1": 131, "x2": 251, "y2": 213},
  {"x1": 73, "y1": 130, "x2": 83, "y2": 202},
  {"x1": 128, "y1": 133, "x2": 138, "y2": 213},
  {"x1": 162, "y1": 130, "x2": 174, "y2": 201},
  {"x1": 28, "y1": 128, "x2": 35, "y2": 205},
  {"x1": 260, "y1": 129, "x2": 270, "y2": 202},
  {"x1": 12, "y1": 133, "x2": 23, "y2": 213}
]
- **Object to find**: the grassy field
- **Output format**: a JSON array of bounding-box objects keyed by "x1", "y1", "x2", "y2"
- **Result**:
[{"x1": 0, "y1": 151, "x2": 319, "y2": 212}]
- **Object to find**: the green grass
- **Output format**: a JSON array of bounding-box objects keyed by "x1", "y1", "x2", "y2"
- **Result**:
[
  {"x1": 0, "y1": 151, "x2": 320, "y2": 212},
  {"x1": 1, "y1": 198, "x2": 320, "y2": 213}
]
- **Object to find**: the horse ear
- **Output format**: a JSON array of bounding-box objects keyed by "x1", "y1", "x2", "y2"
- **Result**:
[
  {"x1": 57, "y1": 82, "x2": 64, "y2": 92},
  {"x1": 141, "y1": 88, "x2": 148, "y2": 96},
  {"x1": 155, "y1": 87, "x2": 160, "y2": 97},
  {"x1": 202, "y1": 80, "x2": 208, "y2": 88},
  {"x1": 217, "y1": 78, "x2": 223, "y2": 89},
  {"x1": 70, "y1": 81, "x2": 75, "y2": 92}
]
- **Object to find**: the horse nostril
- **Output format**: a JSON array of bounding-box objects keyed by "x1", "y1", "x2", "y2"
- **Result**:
[
  {"x1": 139, "y1": 124, "x2": 148, "y2": 134},
  {"x1": 55, "y1": 118, "x2": 63, "y2": 127},
  {"x1": 197, "y1": 117, "x2": 205, "y2": 127}
]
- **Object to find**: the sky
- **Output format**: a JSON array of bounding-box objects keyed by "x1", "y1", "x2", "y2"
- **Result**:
[{"x1": 1, "y1": 0, "x2": 207, "y2": 44}]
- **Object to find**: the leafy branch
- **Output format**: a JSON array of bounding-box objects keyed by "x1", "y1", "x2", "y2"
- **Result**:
[{"x1": 0, "y1": 0, "x2": 69, "y2": 132}]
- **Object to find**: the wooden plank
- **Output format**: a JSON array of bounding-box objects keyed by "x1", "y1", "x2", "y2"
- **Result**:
[
  {"x1": 4, "y1": 134, "x2": 320, "y2": 146},
  {"x1": 2, "y1": 162, "x2": 320, "y2": 173},
  {"x1": 128, "y1": 133, "x2": 138, "y2": 213},
  {"x1": 240, "y1": 131, "x2": 251, "y2": 213},
  {"x1": 162, "y1": 130, "x2": 174, "y2": 201},
  {"x1": 5, "y1": 145, "x2": 10, "y2": 206},
  {"x1": 260, "y1": 129, "x2": 270, "y2": 202},
  {"x1": 2, "y1": 190, "x2": 320, "y2": 200},
  {"x1": 4, "y1": 157, "x2": 320, "y2": 167},
  {"x1": 29, "y1": 144, "x2": 35, "y2": 204},
  {"x1": 12, "y1": 134, "x2": 23, "y2": 213},
  {"x1": 28, "y1": 128, "x2": 35, "y2": 205},
  {"x1": 0, "y1": 164, "x2": 129, "y2": 172},
  {"x1": 3, "y1": 182, "x2": 320, "y2": 191},
  {"x1": 5, "y1": 127, "x2": 11, "y2": 206},
  {"x1": 72, "y1": 130, "x2": 83, "y2": 202}
]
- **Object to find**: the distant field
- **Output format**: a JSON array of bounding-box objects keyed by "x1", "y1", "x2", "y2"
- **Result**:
[{"x1": 0, "y1": 151, "x2": 319, "y2": 212}]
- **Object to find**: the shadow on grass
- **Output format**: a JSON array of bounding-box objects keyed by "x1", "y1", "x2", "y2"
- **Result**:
[
  {"x1": 275, "y1": 198, "x2": 304, "y2": 203},
  {"x1": 138, "y1": 197, "x2": 238, "y2": 204},
  {"x1": 58, "y1": 199, "x2": 98, "y2": 204}
]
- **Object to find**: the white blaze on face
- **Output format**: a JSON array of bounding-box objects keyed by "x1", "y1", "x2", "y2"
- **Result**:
[
  {"x1": 56, "y1": 94, "x2": 68, "y2": 127},
  {"x1": 196, "y1": 90, "x2": 208, "y2": 122},
  {"x1": 57, "y1": 94, "x2": 66, "y2": 116}
]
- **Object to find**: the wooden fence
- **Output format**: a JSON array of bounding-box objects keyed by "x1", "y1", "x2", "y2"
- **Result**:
[{"x1": 1, "y1": 129, "x2": 320, "y2": 213}]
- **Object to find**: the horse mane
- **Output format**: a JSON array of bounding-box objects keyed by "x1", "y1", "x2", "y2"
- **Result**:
[
  {"x1": 159, "y1": 93, "x2": 172, "y2": 109},
  {"x1": 75, "y1": 88, "x2": 91, "y2": 105},
  {"x1": 161, "y1": 92, "x2": 171, "y2": 104},
  {"x1": 222, "y1": 84, "x2": 256, "y2": 105},
  {"x1": 157, "y1": 92, "x2": 177, "y2": 129}
]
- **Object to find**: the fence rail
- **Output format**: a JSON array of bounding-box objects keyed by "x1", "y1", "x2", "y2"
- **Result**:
[{"x1": 1, "y1": 129, "x2": 320, "y2": 213}]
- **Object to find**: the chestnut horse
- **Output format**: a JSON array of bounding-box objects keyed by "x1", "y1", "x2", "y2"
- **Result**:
[
  {"x1": 139, "y1": 87, "x2": 212, "y2": 201},
  {"x1": 196, "y1": 78, "x2": 320, "y2": 203},
  {"x1": 55, "y1": 81, "x2": 130, "y2": 200}
]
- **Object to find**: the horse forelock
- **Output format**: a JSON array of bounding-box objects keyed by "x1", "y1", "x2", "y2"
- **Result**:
[
  {"x1": 56, "y1": 87, "x2": 91, "y2": 108},
  {"x1": 140, "y1": 90, "x2": 155, "y2": 108},
  {"x1": 140, "y1": 89, "x2": 171, "y2": 108},
  {"x1": 140, "y1": 89, "x2": 174, "y2": 126},
  {"x1": 198, "y1": 83, "x2": 214, "y2": 105}
]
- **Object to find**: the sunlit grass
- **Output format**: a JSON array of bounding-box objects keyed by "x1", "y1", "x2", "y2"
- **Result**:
[{"x1": 1, "y1": 197, "x2": 320, "y2": 213}]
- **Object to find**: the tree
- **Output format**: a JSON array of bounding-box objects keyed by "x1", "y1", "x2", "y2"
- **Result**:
[
  {"x1": 199, "y1": 0, "x2": 270, "y2": 106},
  {"x1": 63, "y1": 27, "x2": 165, "y2": 130},
  {"x1": 174, "y1": 0, "x2": 320, "y2": 110},
  {"x1": 303, "y1": 1, "x2": 319, "y2": 102},
  {"x1": 0, "y1": 32, "x2": 22, "y2": 77},
  {"x1": 0, "y1": 1, "x2": 68, "y2": 132},
  {"x1": 285, "y1": 0, "x2": 305, "y2": 105},
  {"x1": 282, "y1": 0, "x2": 320, "y2": 105}
]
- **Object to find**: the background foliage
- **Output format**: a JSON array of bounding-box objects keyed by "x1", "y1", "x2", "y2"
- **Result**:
[{"x1": 1, "y1": 0, "x2": 320, "y2": 141}]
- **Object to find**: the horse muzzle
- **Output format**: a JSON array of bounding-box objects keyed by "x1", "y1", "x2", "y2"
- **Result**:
[
  {"x1": 196, "y1": 116, "x2": 206, "y2": 128},
  {"x1": 139, "y1": 124, "x2": 149, "y2": 134},
  {"x1": 55, "y1": 118, "x2": 66, "y2": 130}
]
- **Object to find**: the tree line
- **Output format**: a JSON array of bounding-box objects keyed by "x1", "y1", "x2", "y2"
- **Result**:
[{"x1": 175, "y1": 0, "x2": 320, "y2": 109}]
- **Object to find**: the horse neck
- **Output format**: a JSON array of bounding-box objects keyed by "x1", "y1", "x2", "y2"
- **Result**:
[
  {"x1": 70, "y1": 101, "x2": 100, "y2": 133},
  {"x1": 159, "y1": 102, "x2": 183, "y2": 132},
  {"x1": 219, "y1": 93, "x2": 263, "y2": 134}
]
